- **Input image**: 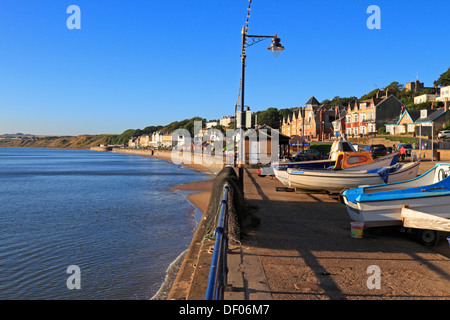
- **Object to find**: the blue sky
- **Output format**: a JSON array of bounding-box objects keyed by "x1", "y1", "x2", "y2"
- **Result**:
[{"x1": 1, "y1": 0, "x2": 449, "y2": 136}]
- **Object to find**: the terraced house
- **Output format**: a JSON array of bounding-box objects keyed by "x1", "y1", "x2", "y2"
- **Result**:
[
  {"x1": 345, "y1": 93, "x2": 404, "y2": 136},
  {"x1": 281, "y1": 96, "x2": 338, "y2": 141}
]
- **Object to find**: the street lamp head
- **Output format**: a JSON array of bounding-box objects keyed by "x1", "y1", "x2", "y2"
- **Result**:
[{"x1": 267, "y1": 34, "x2": 284, "y2": 57}]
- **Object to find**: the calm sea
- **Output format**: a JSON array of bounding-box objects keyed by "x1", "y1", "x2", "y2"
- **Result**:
[{"x1": 0, "y1": 148, "x2": 209, "y2": 300}]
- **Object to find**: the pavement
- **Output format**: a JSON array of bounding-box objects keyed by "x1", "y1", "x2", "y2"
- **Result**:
[{"x1": 224, "y1": 161, "x2": 450, "y2": 300}]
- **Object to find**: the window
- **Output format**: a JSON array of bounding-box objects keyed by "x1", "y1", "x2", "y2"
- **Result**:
[
  {"x1": 352, "y1": 114, "x2": 358, "y2": 122},
  {"x1": 347, "y1": 156, "x2": 367, "y2": 164},
  {"x1": 420, "y1": 110, "x2": 428, "y2": 118},
  {"x1": 360, "y1": 114, "x2": 366, "y2": 122}
]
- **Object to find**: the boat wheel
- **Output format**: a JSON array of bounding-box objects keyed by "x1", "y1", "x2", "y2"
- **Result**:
[{"x1": 415, "y1": 229, "x2": 439, "y2": 246}]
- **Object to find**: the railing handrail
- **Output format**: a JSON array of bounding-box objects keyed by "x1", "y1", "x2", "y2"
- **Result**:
[{"x1": 205, "y1": 184, "x2": 230, "y2": 300}]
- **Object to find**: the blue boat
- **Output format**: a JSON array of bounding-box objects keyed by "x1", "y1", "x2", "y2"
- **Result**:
[{"x1": 341, "y1": 163, "x2": 450, "y2": 229}]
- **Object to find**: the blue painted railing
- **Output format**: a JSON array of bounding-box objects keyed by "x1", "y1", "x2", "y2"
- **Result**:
[{"x1": 204, "y1": 184, "x2": 230, "y2": 300}]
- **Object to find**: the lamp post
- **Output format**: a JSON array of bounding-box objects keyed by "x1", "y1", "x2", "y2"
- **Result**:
[{"x1": 238, "y1": 25, "x2": 284, "y2": 192}]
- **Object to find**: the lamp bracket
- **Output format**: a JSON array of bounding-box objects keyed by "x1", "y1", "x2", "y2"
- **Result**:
[{"x1": 245, "y1": 34, "x2": 274, "y2": 48}]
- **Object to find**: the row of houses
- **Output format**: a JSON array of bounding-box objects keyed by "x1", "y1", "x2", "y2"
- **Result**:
[
  {"x1": 386, "y1": 105, "x2": 450, "y2": 136},
  {"x1": 128, "y1": 127, "x2": 230, "y2": 149},
  {"x1": 129, "y1": 109, "x2": 248, "y2": 148},
  {"x1": 281, "y1": 84, "x2": 450, "y2": 141},
  {"x1": 129, "y1": 131, "x2": 174, "y2": 148}
]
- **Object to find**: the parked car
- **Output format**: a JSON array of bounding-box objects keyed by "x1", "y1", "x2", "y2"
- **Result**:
[
  {"x1": 386, "y1": 146, "x2": 393, "y2": 154},
  {"x1": 362, "y1": 144, "x2": 387, "y2": 158},
  {"x1": 438, "y1": 130, "x2": 450, "y2": 139},
  {"x1": 395, "y1": 143, "x2": 412, "y2": 161},
  {"x1": 289, "y1": 149, "x2": 323, "y2": 161}
]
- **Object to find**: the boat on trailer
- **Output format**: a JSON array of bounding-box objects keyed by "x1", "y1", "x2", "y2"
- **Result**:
[{"x1": 341, "y1": 163, "x2": 450, "y2": 230}]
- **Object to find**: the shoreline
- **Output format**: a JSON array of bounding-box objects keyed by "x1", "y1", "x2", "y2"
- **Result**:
[{"x1": 111, "y1": 148, "x2": 219, "y2": 300}]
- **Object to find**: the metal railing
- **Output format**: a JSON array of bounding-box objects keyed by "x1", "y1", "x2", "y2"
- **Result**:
[{"x1": 204, "y1": 184, "x2": 230, "y2": 300}]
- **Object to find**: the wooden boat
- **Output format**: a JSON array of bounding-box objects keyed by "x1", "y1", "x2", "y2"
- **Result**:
[
  {"x1": 286, "y1": 161, "x2": 420, "y2": 194},
  {"x1": 273, "y1": 150, "x2": 399, "y2": 187},
  {"x1": 341, "y1": 163, "x2": 450, "y2": 228}
]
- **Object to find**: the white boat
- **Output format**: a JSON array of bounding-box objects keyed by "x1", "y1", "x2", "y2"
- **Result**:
[
  {"x1": 341, "y1": 163, "x2": 450, "y2": 228},
  {"x1": 286, "y1": 161, "x2": 420, "y2": 194},
  {"x1": 272, "y1": 150, "x2": 398, "y2": 187}
]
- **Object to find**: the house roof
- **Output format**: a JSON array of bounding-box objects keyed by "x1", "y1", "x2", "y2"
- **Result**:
[
  {"x1": 257, "y1": 125, "x2": 291, "y2": 143},
  {"x1": 405, "y1": 110, "x2": 421, "y2": 122},
  {"x1": 392, "y1": 109, "x2": 421, "y2": 125},
  {"x1": 385, "y1": 115, "x2": 400, "y2": 125},
  {"x1": 305, "y1": 96, "x2": 320, "y2": 106},
  {"x1": 415, "y1": 108, "x2": 448, "y2": 123}
]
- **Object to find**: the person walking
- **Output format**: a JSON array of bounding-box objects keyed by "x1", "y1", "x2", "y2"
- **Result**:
[{"x1": 399, "y1": 145, "x2": 406, "y2": 161}]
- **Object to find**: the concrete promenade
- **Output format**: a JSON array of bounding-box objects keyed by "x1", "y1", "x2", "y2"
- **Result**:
[{"x1": 225, "y1": 161, "x2": 450, "y2": 300}]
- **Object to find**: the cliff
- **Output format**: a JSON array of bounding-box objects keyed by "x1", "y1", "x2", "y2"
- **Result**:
[{"x1": 0, "y1": 134, "x2": 118, "y2": 150}]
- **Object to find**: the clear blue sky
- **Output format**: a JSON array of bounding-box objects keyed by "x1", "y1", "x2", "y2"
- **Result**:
[{"x1": 1, "y1": 0, "x2": 449, "y2": 136}]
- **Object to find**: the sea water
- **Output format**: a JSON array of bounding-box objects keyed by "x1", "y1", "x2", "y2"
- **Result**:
[{"x1": 0, "y1": 148, "x2": 209, "y2": 300}]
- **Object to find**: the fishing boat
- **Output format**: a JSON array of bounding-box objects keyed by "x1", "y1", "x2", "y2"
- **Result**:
[
  {"x1": 269, "y1": 137, "x2": 398, "y2": 185},
  {"x1": 341, "y1": 163, "x2": 450, "y2": 229},
  {"x1": 286, "y1": 161, "x2": 420, "y2": 194},
  {"x1": 273, "y1": 150, "x2": 399, "y2": 187},
  {"x1": 275, "y1": 137, "x2": 359, "y2": 170}
]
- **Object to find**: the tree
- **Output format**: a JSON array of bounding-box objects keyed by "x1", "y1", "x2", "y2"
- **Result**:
[
  {"x1": 256, "y1": 107, "x2": 280, "y2": 129},
  {"x1": 436, "y1": 67, "x2": 450, "y2": 87},
  {"x1": 384, "y1": 81, "x2": 403, "y2": 92},
  {"x1": 142, "y1": 125, "x2": 163, "y2": 135}
]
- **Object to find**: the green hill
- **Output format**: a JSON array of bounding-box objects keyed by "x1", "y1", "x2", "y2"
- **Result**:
[{"x1": 0, "y1": 134, "x2": 118, "y2": 149}]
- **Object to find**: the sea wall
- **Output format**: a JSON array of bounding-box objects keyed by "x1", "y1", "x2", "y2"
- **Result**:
[
  {"x1": 111, "y1": 148, "x2": 226, "y2": 174},
  {"x1": 167, "y1": 166, "x2": 249, "y2": 300}
]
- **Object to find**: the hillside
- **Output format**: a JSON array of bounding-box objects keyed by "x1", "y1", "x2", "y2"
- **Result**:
[{"x1": 0, "y1": 134, "x2": 118, "y2": 150}]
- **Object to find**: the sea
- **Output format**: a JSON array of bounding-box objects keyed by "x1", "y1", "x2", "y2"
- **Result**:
[{"x1": 0, "y1": 147, "x2": 210, "y2": 300}]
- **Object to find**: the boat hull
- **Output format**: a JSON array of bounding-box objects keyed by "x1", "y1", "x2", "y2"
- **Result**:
[
  {"x1": 272, "y1": 153, "x2": 398, "y2": 187},
  {"x1": 344, "y1": 193, "x2": 450, "y2": 228},
  {"x1": 287, "y1": 162, "x2": 420, "y2": 194},
  {"x1": 342, "y1": 163, "x2": 450, "y2": 228}
]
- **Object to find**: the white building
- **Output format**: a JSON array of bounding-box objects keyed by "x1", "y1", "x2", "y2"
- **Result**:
[
  {"x1": 150, "y1": 131, "x2": 173, "y2": 148},
  {"x1": 219, "y1": 115, "x2": 235, "y2": 127},
  {"x1": 414, "y1": 93, "x2": 439, "y2": 104},
  {"x1": 206, "y1": 120, "x2": 219, "y2": 129},
  {"x1": 437, "y1": 85, "x2": 450, "y2": 102}
]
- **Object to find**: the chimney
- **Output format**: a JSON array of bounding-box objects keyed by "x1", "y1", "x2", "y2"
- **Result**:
[
  {"x1": 431, "y1": 101, "x2": 434, "y2": 110},
  {"x1": 376, "y1": 89, "x2": 380, "y2": 98},
  {"x1": 385, "y1": 88, "x2": 389, "y2": 98}
]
